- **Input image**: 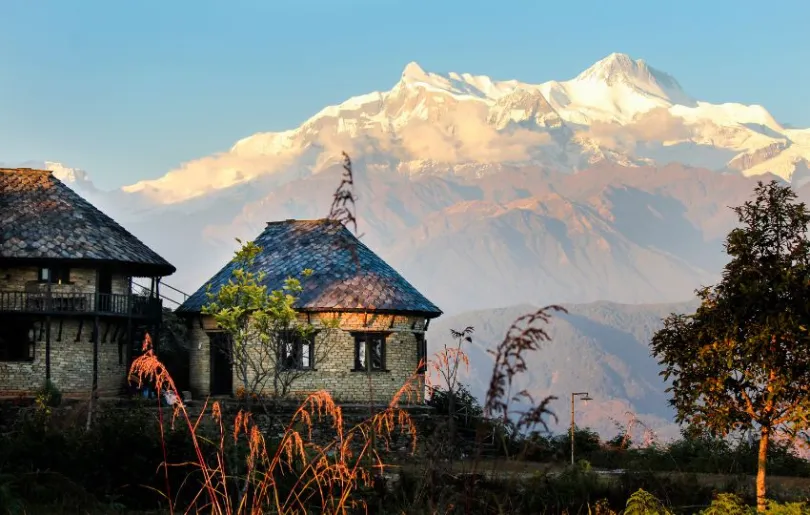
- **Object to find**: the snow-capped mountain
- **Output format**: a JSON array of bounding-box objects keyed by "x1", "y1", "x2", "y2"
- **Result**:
[
  {"x1": 116, "y1": 52, "x2": 810, "y2": 205},
  {"x1": 9, "y1": 52, "x2": 810, "y2": 314}
]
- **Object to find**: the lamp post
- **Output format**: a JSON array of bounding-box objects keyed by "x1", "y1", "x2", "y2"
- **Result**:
[{"x1": 571, "y1": 391, "x2": 593, "y2": 465}]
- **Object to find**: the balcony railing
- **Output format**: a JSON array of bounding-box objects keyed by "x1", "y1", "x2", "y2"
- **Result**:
[{"x1": 0, "y1": 291, "x2": 162, "y2": 319}]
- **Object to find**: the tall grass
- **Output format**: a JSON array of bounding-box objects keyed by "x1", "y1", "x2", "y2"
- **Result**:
[
  {"x1": 129, "y1": 333, "x2": 426, "y2": 514},
  {"x1": 123, "y1": 152, "x2": 567, "y2": 514}
]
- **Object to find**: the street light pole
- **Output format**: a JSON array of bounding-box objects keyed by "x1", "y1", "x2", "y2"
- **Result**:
[{"x1": 570, "y1": 391, "x2": 593, "y2": 466}]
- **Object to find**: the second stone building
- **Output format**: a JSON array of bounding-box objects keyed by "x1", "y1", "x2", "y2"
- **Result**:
[{"x1": 176, "y1": 219, "x2": 442, "y2": 403}]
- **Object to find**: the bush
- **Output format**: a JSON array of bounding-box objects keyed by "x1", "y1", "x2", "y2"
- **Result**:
[
  {"x1": 0, "y1": 403, "x2": 202, "y2": 512},
  {"x1": 35, "y1": 380, "x2": 62, "y2": 411}
]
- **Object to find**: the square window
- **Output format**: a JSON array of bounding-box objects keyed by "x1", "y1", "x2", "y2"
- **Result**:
[
  {"x1": 354, "y1": 333, "x2": 386, "y2": 371},
  {"x1": 279, "y1": 330, "x2": 314, "y2": 370},
  {"x1": 0, "y1": 319, "x2": 36, "y2": 362},
  {"x1": 38, "y1": 266, "x2": 70, "y2": 284}
]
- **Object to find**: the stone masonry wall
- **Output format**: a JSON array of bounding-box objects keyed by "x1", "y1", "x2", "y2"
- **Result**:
[
  {"x1": 1, "y1": 266, "x2": 130, "y2": 295},
  {"x1": 0, "y1": 266, "x2": 142, "y2": 396},
  {"x1": 188, "y1": 321, "x2": 210, "y2": 396},
  {"x1": 188, "y1": 312, "x2": 430, "y2": 403},
  {"x1": 0, "y1": 317, "x2": 128, "y2": 396}
]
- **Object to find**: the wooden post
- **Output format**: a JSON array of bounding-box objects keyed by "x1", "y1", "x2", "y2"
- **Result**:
[
  {"x1": 93, "y1": 315, "x2": 99, "y2": 394},
  {"x1": 151, "y1": 277, "x2": 161, "y2": 353},
  {"x1": 93, "y1": 269, "x2": 100, "y2": 396},
  {"x1": 45, "y1": 316, "x2": 51, "y2": 382},
  {"x1": 44, "y1": 268, "x2": 52, "y2": 382}
]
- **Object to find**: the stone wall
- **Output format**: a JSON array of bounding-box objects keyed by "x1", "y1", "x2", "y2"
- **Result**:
[
  {"x1": 0, "y1": 317, "x2": 128, "y2": 396},
  {"x1": 0, "y1": 266, "x2": 131, "y2": 295},
  {"x1": 188, "y1": 321, "x2": 210, "y2": 396},
  {"x1": 187, "y1": 312, "x2": 431, "y2": 403}
]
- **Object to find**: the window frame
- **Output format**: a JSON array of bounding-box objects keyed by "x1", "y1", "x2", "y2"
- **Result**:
[
  {"x1": 0, "y1": 319, "x2": 37, "y2": 363},
  {"x1": 277, "y1": 329, "x2": 316, "y2": 371},
  {"x1": 415, "y1": 332, "x2": 427, "y2": 374},
  {"x1": 352, "y1": 332, "x2": 389, "y2": 372},
  {"x1": 38, "y1": 266, "x2": 71, "y2": 285}
]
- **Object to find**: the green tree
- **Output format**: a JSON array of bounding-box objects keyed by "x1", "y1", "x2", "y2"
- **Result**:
[
  {"x1": 650, "y1": 180, "x2": 810, "y2": 511},
  {"x1": 202, "y1": 238, "x2": 336, "y2": 403}
]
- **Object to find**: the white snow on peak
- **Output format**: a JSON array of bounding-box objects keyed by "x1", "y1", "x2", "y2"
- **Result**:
[
  {"x1": 397, "y1": 61, "x2": 520, "y2": 100},
  {"x1": 229, "y1": 129, "x2": 299, "y2": 157},
  {"x1": 309, "y1": 91, "x2": 386, "y2": 121},
  {"x1": 671, "y1": 102, "x2": 783, "y2": 131},
  {"x1": 401, "y1": 62, "x2": 431, "y2": 84},
  {"x1": 391, "y1": 54, "x2": 699, "y2": 125},
  {"x1": 45, "y1": 161, "x2": 91, "y2": 183},
  {"x1": 575, "y1": 53, "x2": 685, "y2": 95},
  {"x1": 532, "y1": 52, "x2": 698, "y2": 123},
  {"x1": 114, "y1": 52, "x2": 809, "y2": 204}
]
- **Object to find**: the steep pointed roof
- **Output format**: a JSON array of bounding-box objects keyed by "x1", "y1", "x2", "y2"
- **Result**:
[
  {"x1": 0, "y1": 168, "x2": 175, "y2": 276},
  {"x1": 177, "y1": 219, "x2": 442, "y2": 317}
]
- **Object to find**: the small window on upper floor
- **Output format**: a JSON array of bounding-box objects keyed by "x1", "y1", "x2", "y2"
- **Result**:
[{"x1": 38, "y1": 266, "x2": 70, "y2": 285}]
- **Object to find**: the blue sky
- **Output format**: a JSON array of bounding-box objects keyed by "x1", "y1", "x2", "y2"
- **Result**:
[{"x1": 0, "y1": 0, "x2": 807, "y2": 190}]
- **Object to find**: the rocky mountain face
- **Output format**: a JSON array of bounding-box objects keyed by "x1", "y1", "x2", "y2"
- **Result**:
[
  {"x1": 112, "y1": 161, "x2": 799, "y2": 315},
  {"x1": 427, "y1": 300, "x2": 700, "y2": 439}
]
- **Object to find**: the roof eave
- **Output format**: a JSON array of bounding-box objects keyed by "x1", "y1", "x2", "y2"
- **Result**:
[
  {"x1": 0, "y1": 256, "x2": 176, "y2": 278},
  {"x1": 175, "y1": 305, "x2": 442, "y2": 318},
  {"x1": 298, "y1": 306, "x2": 443, "y2": 318}
]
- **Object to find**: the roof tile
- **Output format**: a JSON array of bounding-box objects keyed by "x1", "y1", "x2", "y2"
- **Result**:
[
  {"x1": 0, "y1": 168, "x2": 175, "y2": 276},
  {"x1": 178, "y1": 219, "x2": 442, "y2": 317}
]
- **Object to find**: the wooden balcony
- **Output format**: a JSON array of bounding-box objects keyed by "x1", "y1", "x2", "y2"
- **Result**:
[{"x1": 0, "y1": 291, "x2": 162, "y2": 319}]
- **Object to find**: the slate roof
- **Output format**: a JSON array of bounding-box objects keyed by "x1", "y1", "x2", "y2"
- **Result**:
[
  {"x1": 177, "y1": 219, "x2": 442, "y2": 317},
  {"x1": 0, "y1": 168, "x2": 175, "y2": 276}
]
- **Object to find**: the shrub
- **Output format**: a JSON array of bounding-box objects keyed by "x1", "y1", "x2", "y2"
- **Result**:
[{"x1": 35, "y1": 380, "x2": 62, "y2": 411}]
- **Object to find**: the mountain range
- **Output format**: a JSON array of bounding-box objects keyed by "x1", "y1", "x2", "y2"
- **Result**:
[
  {"x1": 428, "y1": 300, "x2": 701, "y2": 439},
  {"x1": 29, "y1": 52, "x2": 810, "y2": 314},
  {"x1": 8, "y1": 53, "x2": 810, "y2": 437}
]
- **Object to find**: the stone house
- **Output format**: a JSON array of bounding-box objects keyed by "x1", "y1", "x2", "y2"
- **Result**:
[
  {"x1": 0, "y1": 168, "x2": 176, "y2": 396},
  {"x1": 176, "y1": 219, "x2": 442, "y2": 403}
]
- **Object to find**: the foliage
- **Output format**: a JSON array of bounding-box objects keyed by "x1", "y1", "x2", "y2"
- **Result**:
[
  {"x1": 427, "y1": 384, "x2": 482, "y2": 422},
  {"x1": 650, "y1": 180, "x2": 810, "y2": 510},
  {"x1": 34, "y1": 380, "x2": 62, "y2": 412},
  {"x1": 483, "y1": 306, "x2": 565, "y2": 436},
  {"x1": 128, "y1": 332, "x2": 423, "y2": 514},
  {"x1": 562, "y1": 424, "x2": 810, "y2": 479},
  {"x1": 154, "y1": 307, "x2": 191, "y2": 391},
  {"x1": 202, "y1": 239, "x2": 336, "y2": 402},
  {"x1": 0, "y1": 399, "x2": 199, "y2": 512},
  {"x1": 157, "y1": 307, "x2": 190, "y2": 355},
  {"x1": 763, "y1": 500, "x2": 810, "y2": 515},
  {"x1": 624, "y1": 488, "x2": 673, "y2": 515},
  {"x1": 327, "y1": 152, "x2": 359, "y2": 237},
  {"x1": 700, "y1": 493, "x2": 751, "y2": 515},
  {"x1": 424, "y1": 326, "x2": 473, "y2": 457}
]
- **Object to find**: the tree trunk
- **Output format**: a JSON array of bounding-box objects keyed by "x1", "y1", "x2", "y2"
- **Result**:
[
  {"x1": 448, "y1": 388, "x2": 456, "y2": 443},
  {"x1": 757, "y1": 425, "x2": 770, "y2": 512}
]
